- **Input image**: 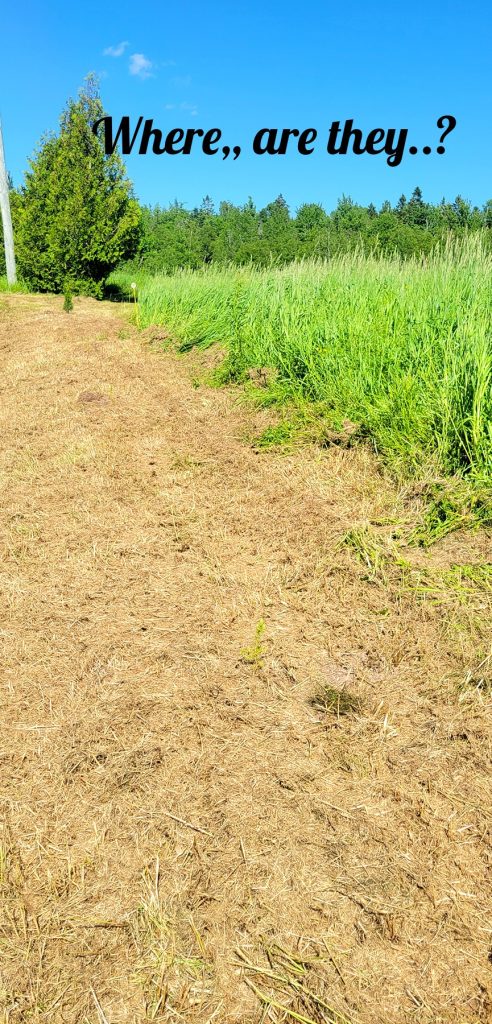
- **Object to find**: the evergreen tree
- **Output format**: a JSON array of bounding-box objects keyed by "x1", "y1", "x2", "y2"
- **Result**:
[
  {"x1": 406, "y1": 187, "x2": 429, "y2": 227},
  {"x1": 396, "y1": 194, "x2": 407, "y2": 216},
  {"x1": 453, "y1": 195, "x2": 472, "y2": 227},
  {"x1": 200, "y1": 195, "x2": 215, "y2": 216},
  {"x1": 13, "y1": 75, "x2": 141, "y2": 295},
  {"x1": 295, "y1": 203, "x2": 326, "y2": 237}
]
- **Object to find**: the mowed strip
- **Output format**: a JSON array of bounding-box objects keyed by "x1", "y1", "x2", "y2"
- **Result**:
[{"x1": 0, "y1": 294, "x2": 491, "y2": 1024}]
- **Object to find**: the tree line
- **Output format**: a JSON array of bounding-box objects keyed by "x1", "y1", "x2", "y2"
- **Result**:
[
  {"x1": 2, "y1": 77, "x2": 492, "y2": 294},
  {"x1": 133, "y1": 189, "x2": 492, "y2": 274}
]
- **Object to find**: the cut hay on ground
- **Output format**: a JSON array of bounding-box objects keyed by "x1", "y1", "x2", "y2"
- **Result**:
[{"x1": 0, "y1": 294, "x2": 491, "y2": 1023}]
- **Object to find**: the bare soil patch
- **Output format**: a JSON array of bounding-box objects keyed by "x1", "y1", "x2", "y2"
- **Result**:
[{"x1": 0, "y1": 294, "x2": 491, "y2": 1023}]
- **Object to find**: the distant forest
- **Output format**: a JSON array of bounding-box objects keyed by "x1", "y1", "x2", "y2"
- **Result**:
[{"x1": 128, "y1": 188, "x2": 492, "y2": 273}]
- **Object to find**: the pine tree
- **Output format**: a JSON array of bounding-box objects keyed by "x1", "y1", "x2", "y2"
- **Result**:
[
  {"x1": 200, "y1": 195, "x2": 215, "y2": 216},
  {"x1": 407, "y1": 187, "x2": 428, "y2": 227},
  {"x1": 410, "y1": 186, "x2": 424, "y2": 206},
  {"x1": 13, "y1": 75, "x2": 142, "y2": 295},
  {"x1": 396, "y1": 194, "x2": 407, "y2": 216}
]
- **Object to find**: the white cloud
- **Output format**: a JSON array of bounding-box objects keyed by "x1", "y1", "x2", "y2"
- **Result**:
[
  {"x1": 129, "y1": 52, "x2": 154, "y2": 79},
  {"x1": 103, "y1": 41, "x2": 128, "y2": 57}
]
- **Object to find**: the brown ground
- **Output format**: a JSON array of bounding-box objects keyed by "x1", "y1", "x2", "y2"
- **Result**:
[{"x1": 0, "y1": 293, "x2": 491, "y2": 1024}]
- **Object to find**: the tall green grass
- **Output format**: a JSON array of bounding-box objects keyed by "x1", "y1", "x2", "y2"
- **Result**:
[
  {"x1": 111, "y1": 236, "x2": 492, "y2": 481},
  {"x1": 0, "y1": 276, "x2": 27, "y2": 293}
]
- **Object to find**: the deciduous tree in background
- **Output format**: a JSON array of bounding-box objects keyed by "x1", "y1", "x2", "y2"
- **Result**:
[{"x1": 13, "y1": 75, "x2": 141, "y2": 295}]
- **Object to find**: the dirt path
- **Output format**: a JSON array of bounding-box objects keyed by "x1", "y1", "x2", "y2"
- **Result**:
[{"x1": 1, "y1": 294, "x2": 491, "y2": 1024}]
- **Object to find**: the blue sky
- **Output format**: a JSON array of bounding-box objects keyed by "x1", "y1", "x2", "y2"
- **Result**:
[{"x1": 1, "y1": 0, "x2": 490, "y2": 212}]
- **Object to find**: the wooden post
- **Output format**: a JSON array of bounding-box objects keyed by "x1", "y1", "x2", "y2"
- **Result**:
[{"x1": 0, "y1": 120, "x2": 17, "y2": 285}]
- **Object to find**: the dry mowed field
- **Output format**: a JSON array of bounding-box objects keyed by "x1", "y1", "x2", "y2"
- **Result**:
[{"x1": 0, "y1": 293, "x2": 491, "y2": 1024}]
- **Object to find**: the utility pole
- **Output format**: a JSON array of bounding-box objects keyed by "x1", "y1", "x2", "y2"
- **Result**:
[{"x1": 0, "y1": 119, "x2": 17, "y2": 285}]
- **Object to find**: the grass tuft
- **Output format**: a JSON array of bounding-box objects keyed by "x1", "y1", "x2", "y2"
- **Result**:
[
  {"x1": 0, "y1": 276, "x2": 28, "y2": 293},
  {"x1": 310, "y1": 685, "x2": 361, "y2": 716}
]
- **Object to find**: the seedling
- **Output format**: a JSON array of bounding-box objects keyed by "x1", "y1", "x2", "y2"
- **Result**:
[
  {"x1": 63, "y1": 282, "x2": 73, "y2": 312},
  {"x1": 240, "y1": 619, "x2": 266, "y2": 669}
]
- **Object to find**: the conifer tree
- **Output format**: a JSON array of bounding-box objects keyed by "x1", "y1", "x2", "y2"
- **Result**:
[{"x1": 13, "y1": 75, "x2": 141, "y2": 295}]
